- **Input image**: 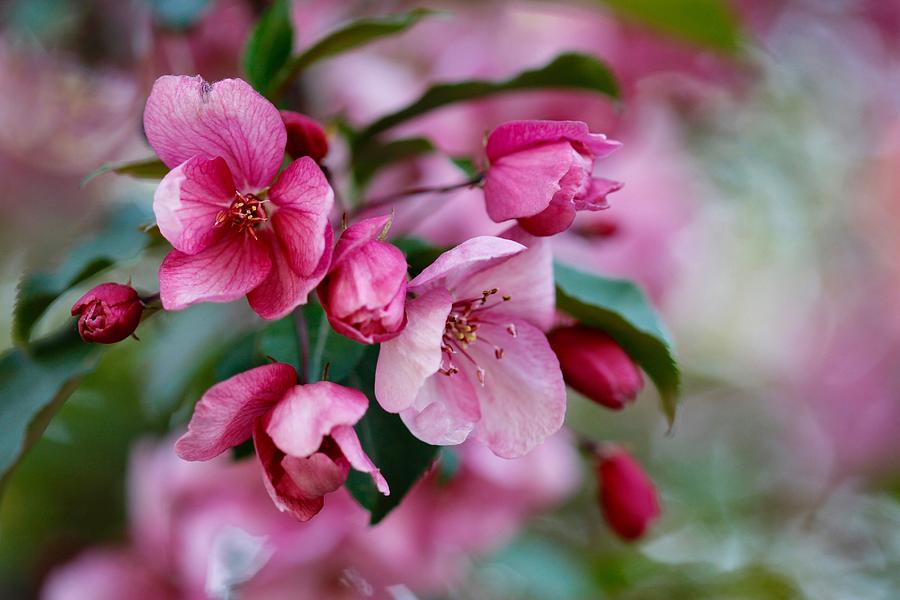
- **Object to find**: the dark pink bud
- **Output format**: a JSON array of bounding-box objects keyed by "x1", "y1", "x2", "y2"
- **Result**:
[
  {"x1": 598, "y1": 447, "x2": 660, "y2": 541},
  {"x1": 548, "y1": 326, "x2": 643, "y2": 409},
  {"x1": 71, "y1": 283, "x2": 143, "y2": 344},
  {"x1": 280, "y1": 110, "x2": 329, "y2": 162},
  {"x1": 318, "y1": 216, "x2": 408, "y2": 344}
]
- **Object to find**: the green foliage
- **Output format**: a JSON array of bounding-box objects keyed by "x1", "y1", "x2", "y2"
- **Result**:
[
  {"x1": 13, "y1": 203, "x2": 153, "y2": 345},
  {"x1": 554, "y1": 263, "x2": 680, "y2": 426},
  {"x1": 356, "y1": 53, "x2": 619, "y2": 145},
  {"x1": 81, "y1": 157, "x2": 168, "y2": 187},
  {"x1": 242, "y1": 0, "x2": 293, "y2": 94},
  {"x1": 145, "y1": 0, "x2": 211, "y2": 29},
  {"x1": 597, "y1": 0, "x2": 743, "y2": 54},
  {"x1": 353, "y1": 136, "x2": 437, "y2": 188}
]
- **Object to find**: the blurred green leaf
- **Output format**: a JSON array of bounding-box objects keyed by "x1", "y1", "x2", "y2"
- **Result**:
[
  {"x1": 303, "y1": 301, "x2": 366, "y2": 383},
  {"x1": 13, "y1": 204, "x2": 152, "y2": 345},
  {"x1": 0, "y1": 324, "x2": 102, "y2": 496},
  {"x1": 345, "y1": 348, "x2": 438, "y2": 524},
  {"x1": 266, "y1": 8, "x2": 437, "y2": 99},
  {"x1": 597, "y1": 0, "x2": 743, "y2": 54},
  {"x1": 81, "y1": 157, "x2": 168, "y2": 187},
  {"x1": 393, "y1": 237, "x2": 447, "y2": 278},
  {"x1": 353, "y1": 136, "x2": 436, "y2": 187},
  {"x1": 356, "y1": 52, "x2": 619, "y2": 145},
  {"x1": 243, "y1": 0, "x2": 293, "y2": 94},
  {"x1": 554, "y1": 263, "x2": 680, "y2": 426}
]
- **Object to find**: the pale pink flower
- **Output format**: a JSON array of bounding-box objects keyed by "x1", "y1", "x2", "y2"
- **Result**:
[
  {"x1": 144, "y1": 75, "x2": 333, "y2": 319},
  {"x1": 318, "y1": 215, "x2": 408, "y2": 344},
  {"x1": 483, "y1": 120, "x2": 622, "y2": 237},
  {"x1": 175, "y1": 363, "x2": 388, "y2": 521},
  {"x1": 374, "y1": 231, "x2": 565, "y2": 458}
]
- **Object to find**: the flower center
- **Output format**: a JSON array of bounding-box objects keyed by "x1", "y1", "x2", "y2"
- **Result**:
[
  {"x1": 439, "y1": 288, "x2": 516, "y2": 385},
  {"x1": 214, "y1": 192, "x2": 269, "y2": 240}
]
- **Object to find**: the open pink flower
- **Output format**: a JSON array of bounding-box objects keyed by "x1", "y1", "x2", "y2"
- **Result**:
[
  {"x1": 144, "y1": 76, "x2": 333, "y2": 319},
  {"x1": 374, "y1": 232, "x2": 566, "y2": 458},
  {"x1": 175, "y1": 363, "x2": 388, "y2": 521},
  {"x1": 483, "y1": 120, "x2": 622, "y2": 236}
]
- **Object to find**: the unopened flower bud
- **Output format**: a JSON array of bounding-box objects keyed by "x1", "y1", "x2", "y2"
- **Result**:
[
  {"x1": 548, "y1": 326, "x2": 643, "y2": 409},
  {"x1": 597, "y1": 447, "x2": 660, "y2": 541},
  {"x1": 318, "y1": 216, "x2": 407, "y2": 344},
  {"x1": 280, "y1": 110, "x2": 328, "y2": 162},
  {"x1": 71, "y1": 283, "x2": 143, "y2": 344}
]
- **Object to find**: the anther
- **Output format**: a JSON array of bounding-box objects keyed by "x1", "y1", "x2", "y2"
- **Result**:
[
  {"x1": 506, "y1": 323, "x2": 518, "y2": 337},
  {"x1": 494, "y1": 347, "x2": 504, "y2": 360}
]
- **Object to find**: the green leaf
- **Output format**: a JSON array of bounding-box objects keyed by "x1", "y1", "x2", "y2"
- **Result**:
[
  {"x1": 356, "y1": 52, "x2": 619, "y2": 145},
  {"x1": 303, "y1": 302, "x2": 366, "y2": 383},
  {"x1": 0, "y1": 324, "x2": 103, "y2": 496},
  {"x1": 81, "y1": 157, "x2": 168, "y2": 187},
  {"x1": 597, "y1": 0, "x2": 743, "y2": 54},
  {"x1": 353, "y1": 136, "x2": 436, "y2": 187},
  {"x1": 554, "y1": 262, "x2": 680, "y2": 426},
  {"x1": 266, "y1": 8, "x2": 437, "y2": 99},
  {"x1": 13, "y1": 204, "x2": 153, "y2": 345},
  {"x1": 345, "y1": 348, "x2": 439, "y2": 523},
  {"x1": 242, "y1": 0, "x2": 293, "y2": 94}
]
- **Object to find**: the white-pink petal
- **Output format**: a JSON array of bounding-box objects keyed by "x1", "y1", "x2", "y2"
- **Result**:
[
  {"x1": 409, "y1": 236, "x2": 525, "y2": 295},
  {"x1": 331, "y1": 424, "x2": 389, "y2": 495}
]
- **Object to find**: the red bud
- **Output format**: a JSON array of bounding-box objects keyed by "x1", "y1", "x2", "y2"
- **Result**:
[
  {"x1": 597, "y1": 448, "x2": 660, "y2": 541},
  {"x1": 548, "y1": 326, "x2": 643, "y2": 409},
  {"x1": 280, "y1": 110, "x2": 329, "y2": 162},
  {"x1": 71, "y1": 283, "x2": 143, "y2": 344}
]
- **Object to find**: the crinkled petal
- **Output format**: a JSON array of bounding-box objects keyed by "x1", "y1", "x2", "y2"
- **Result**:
[
  {"x1": 153, "y1": 155, "x2": 233, "y2": 255},
  {"x1": 483, "y1": 142, "x2": 573, "y2": 223},
  {"x1": 246, "y1": 224, "x2": 332, "y2": 320},
  {"x1": 375, "y1": 288, "x2": 452, "y2": 413},
  {"x1": 409, "y1": 236, "x2": 525, "y2": 295},
  {"x1": 486, "y1": 120, "x2": 621, "y2": 161},
  {"x1": 143, "y1": 75, "x2": 285, "y2": 190},
  {"x1": 159, "y1": 234, "x2": 272, "y2": 311},
  {"x1": 331, "y1": 424, "x2": 389, "y2": 495},
  {"x1": 470, "y1": 319, "x2": 566, "y2": 458},
  {"x1": 399, "y1": 370, "x2": 480, "y2": 446},
  {"x1": 175, "y1": 363, "x2": 297, "y2": 461},
  {"x1": 572, "y1": 177, "x2": 624, "y2": 211},
  {"x1": 253, "y1": 422, "x2": 325, "y2": 522}
]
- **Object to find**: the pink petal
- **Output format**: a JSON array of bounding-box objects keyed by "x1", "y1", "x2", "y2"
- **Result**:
[
  {"x1": 175, "y1": 363, "x2": 297, "y2": 461},
  {"x1": 253, "y1": 423, "x2": 326, "y2": 521},
  {"x1": 282, "y1": 452, "x2": 348, "y2": 497},
  {"x1": 483, "y1": 142, "x2": 573, "y2": 222},
  {"x1": 572, "y1": 177, "x2": 624, "y2": 211},
  {"x1": 153, "y1": 155, "x2": 233, "y2": 255},
  {"x1": 331, "y1": 424, "x2": 390, "y2": 495},
  {"x1": 470, "y1": 319, "x2": 566, "y2": 458},
  {"x1": 399, "y1": 370, "x2": 480, "y2": 446},
  {"x1": 375, "y1": 287, "x2": 453, "y2": 413},
  {"x1": 409, "y1": 236, "x2": 525, "y2": 295},
  {"x1": 518, "y1": 192, "x2": 578, "y2": 237},
  {"x1": 265, "y1": 382, "x2": 369, "y2": 458},
  {"x1": 486, "y1": 120, "x2": 621, "y2": 161},
  {"x1": 143, "y1": 76, "x2": 286, "y2": 190},
  {"x1": 158, "y1": 233, "x2": 272, "y2": 311},
  {"x1": 331, "y1": 215, "x2": 392, "y2": 267},
  {"x1": 246, "y1": 223, "x2": 332, "y2": 320}
]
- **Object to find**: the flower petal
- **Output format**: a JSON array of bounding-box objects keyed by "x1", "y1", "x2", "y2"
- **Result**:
[
  {"x1": 483, "y1": 142, "x2": 573, "y2": 222},
  {"x1": 331, "y1": 424, "x2": 390, "y2": 495},
  {"x1": 175, "y1": 363, "x2": 297, "y2": 461},
  {"x1": 470, "y1": 319, "x2": 566, "y2": 458},
  {"x1": 266, "y1": 382, "x2": 369, "y2": 458},
  {"x1": 399, "y1": 371, "x2": 480, "y2": 446},
  {"x1": 409, "y1": 236, "x2": 525, "y2": 295},
  {"x1": 517, "y1": 192, "x2": 578, "y2": 237},
  {"x1": 572, "y1": 177, "x2": 624, "y2": 211},
  {"x1": 153, "y1": 156, "x2": 233, "y2": 255},
  {"x1": 253, "y1": 423, "x2": 326, "y2": 522},
  {"x1": 486, "y1": 120, "x2": 621, "y2": 161},
  {"x1": 143, "y1": 75, "x2": 285, "y2": 190},
  {"x1": 158, "y1": 233, "x2": 272, "y2": 311},
  {"x1": 282, "y1": 452, "x2": 348, "y2": 497},
  {"x1": 375, "y1": 287, "x2": 452, "y2": 413}
]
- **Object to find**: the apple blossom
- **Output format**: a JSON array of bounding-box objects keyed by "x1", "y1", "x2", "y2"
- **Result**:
[
  {"x1": 144, "y1": 76, "x2": 333, "y2": 320},
  {"x1": 280, "y1": 110, "x2": 329, "y2": 162},
  {"x1": 483, "y1": 120, "x2": 623, "y2": 236},
  {"x1": 597, "y1": 447, "x2": 660, "y2": 541},
  {"x1": 175, "y1": 363, "x2": 388, "y2": 521},
  {"x1": 71, "y1": 283, "x2": 144, "y2": 344}
]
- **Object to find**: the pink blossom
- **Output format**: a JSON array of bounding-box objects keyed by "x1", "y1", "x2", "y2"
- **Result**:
[
  {"x1": 483, "y1": 120, "x2": 623, "y2": 236},
  {"x1": 144, "y1": 76, "x2": 333, "y2": 320},
  {"x1": 318, "y1": 215, "x2": 408, "y2": 344},
  {"x1": 374, "y1": 231, "x2": 565, "y2": 458},
  {"x1": 71, "y1": 283, "x2": 144, "y2": 344},
  {"x1": 280, "y1": 110, "x2": 329, "y2": 162},
  {"x1": 175, "y1": 363, "x2": 388, "y2": 521}
]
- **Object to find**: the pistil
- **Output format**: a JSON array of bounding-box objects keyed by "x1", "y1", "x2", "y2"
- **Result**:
[{"x1": 214, "y1": 191, "x2": 269, "y2": 239}]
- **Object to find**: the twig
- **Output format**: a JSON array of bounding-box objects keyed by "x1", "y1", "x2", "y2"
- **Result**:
[{"x1": 355, "y1": 173, "x2": 484, "y2": 216}]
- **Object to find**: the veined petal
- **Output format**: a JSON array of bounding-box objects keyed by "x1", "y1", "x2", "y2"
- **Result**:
[
  {"x1": 375, "y1": 288, "x2": 452, "y2": 413},
  {"x1": 483, "y1": 142, "x2": 573, "y2": 222},
  {"x1": 153, "y1": 156, "x2": 233, "y2": 255},
  {"x1": 143, "y1": 76, "x2": 285, "y2": 190},
  {"x1": 409, "y1": 236, "x2": 525, "y2": 295},
  {"x1": 486, "y1": 120, "x2": 621, "y2": 161},
  {"x1": 331, "y1": 424, "x2": 389, "y2": 495},
  {"x1": 158, "y1": 234, "x2": 272, "y2": 311},
  {"x1": 175, "y1": 363, "x2": 297, "y2": 461},
  {"x1": 265, "y1": 382, "x2": 368, "y2": 458}
]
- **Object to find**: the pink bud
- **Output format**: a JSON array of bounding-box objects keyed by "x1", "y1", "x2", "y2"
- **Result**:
[
  {"x1": 318, "y1": 216, "x2": 408, "y2": 344},
  {"x1": 280, "y1": 110, "x2": 328, "y2": 162},
  {"x1": 71, "y1": 283, "x2": 143, "y2": 344},
  {"x1": 548, "y1": 326, "x2": 643, "y2": 409},
  {"x1": 598, "y1": 448, "x2": 660, "y2": 541}
]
